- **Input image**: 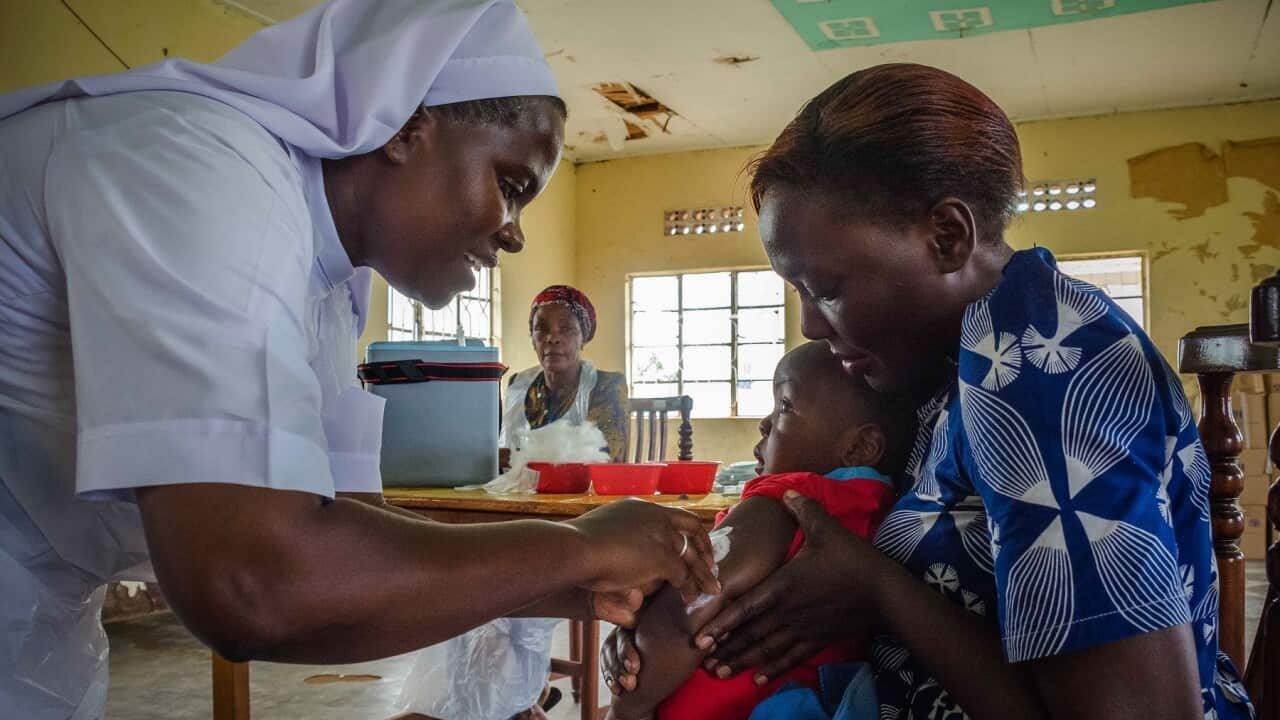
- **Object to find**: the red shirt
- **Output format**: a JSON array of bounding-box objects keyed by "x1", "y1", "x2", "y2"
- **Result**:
[{"x1": 655, "y1": 470, "x2": 896, "y2": 720}]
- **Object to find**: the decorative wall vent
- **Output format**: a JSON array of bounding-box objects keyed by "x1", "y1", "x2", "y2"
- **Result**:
[
  {"x1": 664, "y1": 206, "x2": 746, "y2": 236},
  {"x1": 1017, "y1": 178, "x2": 1097, "y2": 213}
]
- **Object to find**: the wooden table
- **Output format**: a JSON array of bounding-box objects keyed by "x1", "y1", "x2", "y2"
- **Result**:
[
  {"x1": 385, "y1": 487, "x2": 732, "y2": 525},
  {"x1": 211, "y1": 490, "x2": 734, "y2": 720}
]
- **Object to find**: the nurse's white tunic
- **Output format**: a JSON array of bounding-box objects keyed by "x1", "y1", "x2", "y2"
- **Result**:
[{"x1": 0, "y1": 90, "x2": 384, "y2": 718}]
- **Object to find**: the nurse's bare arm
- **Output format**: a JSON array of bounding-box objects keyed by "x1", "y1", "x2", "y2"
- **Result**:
[
  {"x1": 336, "y1": 491, "x2": 427, "y2": 520},
  {"x1": 610, "y1": 497, "x2": 795, "y2": 720},
  {"x1": 135, "y1": 484, "x2": 718, "y2": 664},
  {"x1": 339, "y1": 491, "x2": 618, "y2": 622}
]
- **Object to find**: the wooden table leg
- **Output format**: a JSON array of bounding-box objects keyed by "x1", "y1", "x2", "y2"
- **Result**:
[
  {"x1": 1198, "y1": 372, "x2": 1247, "y2": 668},
  {"x1": 569, "y1": 619, "x2": 583, "y2": 703},
  {"x1": 212, "y1": 652, "x2": 250, "y2": 720},
  {"x1": 581, "y1": 620, "x2": 600, "y2": 720}
]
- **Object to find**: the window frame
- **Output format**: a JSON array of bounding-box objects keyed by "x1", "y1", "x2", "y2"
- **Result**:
[
  {"x1": 386, "y1": 267, "x2": 498, "y2": 345},
  {"x1": 627, "y1": 268, "x2": 786, "y2": 419},
  {"x1": 1055, "y1": 251, "x2": 1149, "y2": 330}
]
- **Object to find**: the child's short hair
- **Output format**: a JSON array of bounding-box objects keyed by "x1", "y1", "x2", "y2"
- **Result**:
[{"x1": 785, "y1": 341, "x2": 918, "y2": 476}]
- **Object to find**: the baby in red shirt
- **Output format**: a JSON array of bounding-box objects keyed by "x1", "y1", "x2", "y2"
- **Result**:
[{"x1": 607, "y1": 341, "x2": 917, "y2": 720}]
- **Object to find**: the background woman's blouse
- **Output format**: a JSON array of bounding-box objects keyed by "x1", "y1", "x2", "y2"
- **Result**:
[
  {"x1": 871, "y1": 248, "x2": 1252, "y2": 719},
  {"x1": 523, "y1": 370, "x2": 630, "y2": 462}
]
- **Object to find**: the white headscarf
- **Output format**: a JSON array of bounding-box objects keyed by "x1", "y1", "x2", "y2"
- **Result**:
[{"x1": 0, "y1": 0, "x2": 559, "y2": 158}]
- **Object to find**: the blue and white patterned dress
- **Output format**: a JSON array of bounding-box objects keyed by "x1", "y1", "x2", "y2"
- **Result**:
[{"x1": 871, "y1": 248, "x2": 1253, "y2": 719}]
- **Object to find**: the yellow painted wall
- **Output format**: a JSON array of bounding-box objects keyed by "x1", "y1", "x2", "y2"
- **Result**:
[
  {"x1": 573, "y1": 148, "x2": 779, "y2": 463},
  {"x1": 574, "y1": 100, "x2": 1280, "y2": 464},
  {"x1": 1011, "y1": 103, "x2": 1280, "y2": 364},
  {"x1": 0, "y1": 0, "x2": 264, "y2": 94},
  {"x1": 0, "y1": 0, "x2": 123, "y2": 90},
  {"x1": 495, "y1": 160, "x2": 580, "y2": 374}
]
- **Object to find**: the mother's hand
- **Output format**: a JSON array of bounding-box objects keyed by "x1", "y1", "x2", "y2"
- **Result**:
[{"x1": 696, "y1": 491, "x2": 893, "y2": 684}]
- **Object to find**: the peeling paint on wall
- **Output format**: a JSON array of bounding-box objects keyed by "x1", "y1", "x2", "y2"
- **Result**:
[
  {"x1": 1190, "y1": 239, "x2": 1218, "y2": 262},
  {"x1": 1152, "y1": 241, "x2": 1180, "y2": 262},
  {"x1": 1128, "y1": 143, "x2": 1228, "y2": 219},
  {"x1": 1223, "y1": 294, "x2": 1246, "y2": 318},
  {"x1": 1224, "y1": 137, "x2": 1280, "y2": 192},
  {"x1": 1252, "y1": 263, "x2": 1277, "y2": 282},
  {"x1": 1245, "y1": 192, "x2": 1280, "y2": 249}
]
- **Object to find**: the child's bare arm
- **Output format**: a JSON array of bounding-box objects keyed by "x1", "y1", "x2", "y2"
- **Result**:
[{"x1": 609, "y1": 496, "x2": 799, "y2": 720}]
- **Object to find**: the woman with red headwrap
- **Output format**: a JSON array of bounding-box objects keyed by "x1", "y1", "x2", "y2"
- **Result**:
[{"x1": 500, "y1": 285, "x2": 630, "y2": 466}]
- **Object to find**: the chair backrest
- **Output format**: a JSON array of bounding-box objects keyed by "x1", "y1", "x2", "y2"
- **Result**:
[
  {"x1": 626, "y1": 396, "x2": 693, "y2": 463},
  {"x1": 1180, "y1": 325, "x2": 1280, "y2": 716}
]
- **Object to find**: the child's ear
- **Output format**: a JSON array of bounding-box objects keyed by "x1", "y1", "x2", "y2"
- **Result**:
[{"x1": 840, "y1": 423, "x2": 886, "y2": 468}]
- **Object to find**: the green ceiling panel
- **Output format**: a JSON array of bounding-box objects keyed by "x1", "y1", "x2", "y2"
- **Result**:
[{"x1": 771, "y1": 0, "x2": 1223, "y2": 50}]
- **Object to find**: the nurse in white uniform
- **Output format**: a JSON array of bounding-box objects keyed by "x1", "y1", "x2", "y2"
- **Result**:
[{"x1": 0, "y1": 2, "x2": 718, "y2": 717}]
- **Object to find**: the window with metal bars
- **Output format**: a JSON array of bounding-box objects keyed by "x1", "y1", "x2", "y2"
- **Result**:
[
  {"x1": 387, "y1": 268, "x2": 495, "y2": 345},
  {"x1": 629, "y1": 269, "x2": 786, "y2": 418},
  {"x1": 1057, "y1": 254, "x2": 1147, "y2": 329}
]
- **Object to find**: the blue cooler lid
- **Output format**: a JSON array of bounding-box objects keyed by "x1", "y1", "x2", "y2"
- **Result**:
[{"x1": 367, "y1": 339, "x2": 489, "y2": 357}]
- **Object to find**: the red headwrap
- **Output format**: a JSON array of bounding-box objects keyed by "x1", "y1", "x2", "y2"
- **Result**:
[{"x1": 530, "y1": 284, "x2": 597, "y2": 343}]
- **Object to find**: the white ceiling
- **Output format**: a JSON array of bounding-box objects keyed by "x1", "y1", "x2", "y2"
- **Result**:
[{"x1": 226, "y1": 0, "x2": 1280, "y2": 162}]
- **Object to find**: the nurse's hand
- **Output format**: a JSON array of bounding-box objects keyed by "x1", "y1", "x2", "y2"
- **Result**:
[
  {"x1": 589, "y1": 588, "x2": 645, "y2": 628},
  {"x1": 567, "y1": 499, "x2": 719, "y2": 604},
  {"x1": 693, "y1": 492, "x2": 888, "y2": 684}
]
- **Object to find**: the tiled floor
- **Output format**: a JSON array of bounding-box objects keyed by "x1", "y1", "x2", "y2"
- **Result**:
[
  {"x1": 105, "y1": 562, "x2": 1271, "y2": 719},
  {"x1": 106, "y1": 615, "x2": 607, "y2": 720}
]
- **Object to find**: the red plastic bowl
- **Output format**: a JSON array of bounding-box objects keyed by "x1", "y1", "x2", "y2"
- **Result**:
[
  {"x1": 589, "y1": 463, "x2": 665, "y2": 495},
  {"x1": 658, "y1": 461, "x2": 720, "y2": 495},
  {"x1": 528, "y1": 462, "x2": 590, "y2": 494}
]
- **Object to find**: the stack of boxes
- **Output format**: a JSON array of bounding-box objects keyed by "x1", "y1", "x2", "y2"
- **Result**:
[{"x1": 1232, "y1": 374, "x2": 1277, "y2": 560}]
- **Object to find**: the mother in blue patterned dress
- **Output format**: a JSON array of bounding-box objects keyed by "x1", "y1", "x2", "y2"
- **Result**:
[{"x1": 607, "y1": 63, "x2": 1254, "y2": 719}]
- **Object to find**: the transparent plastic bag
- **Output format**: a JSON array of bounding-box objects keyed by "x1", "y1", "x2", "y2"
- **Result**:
[
  {"x1": 469, "y1": 419, "x2": 609, "y2": 494},
  {"x1": 398, "y1": 617, "x2": 561, "y2": 720},
  {"x1": 0, "y1": 466, "x2": 130, "y2": 720}
]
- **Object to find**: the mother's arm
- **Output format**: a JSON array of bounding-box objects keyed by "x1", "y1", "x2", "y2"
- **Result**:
[{"x1": 695, "y1": 493, "x2": 1201, "y2": 720}]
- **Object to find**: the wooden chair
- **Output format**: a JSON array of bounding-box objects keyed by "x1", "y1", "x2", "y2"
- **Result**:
[
  {"x1": 1182, "y1": 270, "x2": 1280, "y2": 719},
  {"x1": 1180, "y1": 324, "x2": 1271, "y2": 671},
  {"x1": 626, "y1": 396, "x2": 694, "y2": 463},
  {"x1": 552, "y1": 619, "x2": 602, "y2": 720}
]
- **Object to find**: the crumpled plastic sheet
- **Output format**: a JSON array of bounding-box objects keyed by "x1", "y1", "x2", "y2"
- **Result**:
[
  {"x1": 465, "y1": 419, "x2": 608, "y2": 495},
  {"x1": 2, "y1": 484, "x2": 112, "y2": 720},
  {"x1": 397, "y1": 616, "x2": 561, "y2": 720},
  {"x1": 686, "y1": 526, "x2": 733, "y2": 613}
]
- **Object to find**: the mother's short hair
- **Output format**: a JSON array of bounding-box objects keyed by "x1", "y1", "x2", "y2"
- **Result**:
[{"x1": 748, "y1": 63, "x2": 1024, "y2": 241}]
